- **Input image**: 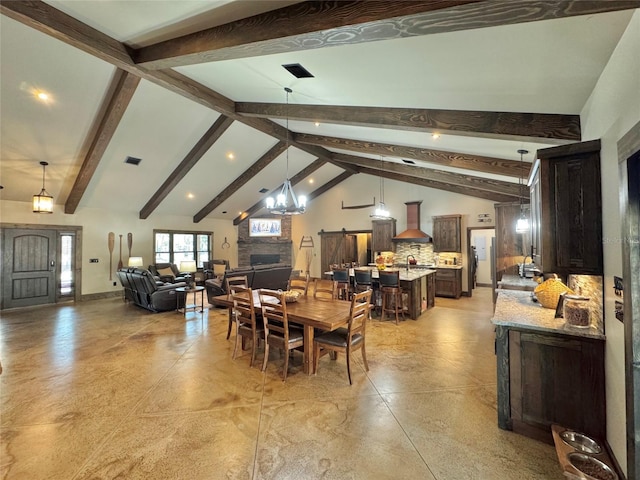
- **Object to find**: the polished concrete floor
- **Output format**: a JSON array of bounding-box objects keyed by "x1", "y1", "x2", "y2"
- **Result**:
[{"x1": 0, "y1": 287, "x2": 562, "y2": 479}]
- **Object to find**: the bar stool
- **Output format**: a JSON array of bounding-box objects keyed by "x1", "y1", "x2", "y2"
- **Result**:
[
  {"x1": 378, "y1": 270, "x2": 404, "y2": 325},
  {"x1": 354, "y1": 268, "x2": 376, "y2": 316},
  {"x1": 332, "y1": 268, "x2": 351, "y2": 300}
]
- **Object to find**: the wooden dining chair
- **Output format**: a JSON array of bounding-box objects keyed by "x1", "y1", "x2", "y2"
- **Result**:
[
  {"x1": 313, "y1": 278, "x2": 336, "y2": 299},
  {"x1": 288, "y1": 275, "x2": 309, "y2": 296},
  {"x1": 225, "y1": 275, "x2": 249, "y2": 339},
  {"x1": 259, "y1": 289, "x2": 304, "y2": 381},
  {"x1": 230, "y1": 285, "x2": 264, "y2": 368},
  {"x1": 313, "y1": 289, "x2": 372, "y2": 384}
]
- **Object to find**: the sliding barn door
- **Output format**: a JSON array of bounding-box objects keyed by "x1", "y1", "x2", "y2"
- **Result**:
[
  {"x1": 2, "y1": 228, "x2": 57, "y2": 308},
  {"x1": 320, "y1": 232, "x2": 345, "y2": 274}
]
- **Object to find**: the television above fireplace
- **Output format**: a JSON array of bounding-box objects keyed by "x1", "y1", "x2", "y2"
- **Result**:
[{"x1": 249, "y1": 218, "x2": 281, "y2": 237}]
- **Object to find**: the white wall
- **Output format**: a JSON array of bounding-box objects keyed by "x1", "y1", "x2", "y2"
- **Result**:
[
  {"x1": 580, "y1": 10, "x2": 640, "y2": 476},
  {"x1": 0, "y1": 199, "x2": 238, "y2": 295}
]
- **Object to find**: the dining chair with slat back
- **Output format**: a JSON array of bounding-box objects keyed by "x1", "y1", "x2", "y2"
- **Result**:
[
  {"x1": 378, "y1": 270, "x2": 404, "y2": 325},
  {"x1": 259, "y1": 289, "x2": 304, "y2": 381},
  {"x1": 313, "y1": 289, "x2": 373, "y2": 384},
  {"x1": 225, "y1": 275, "x2": 249, "y2": 339},
  {"x1": 313, "y1": 278, "x2": 336, "y2": 299},
  {"x1": 288, "y1": 275, "x2": 309, "y2": 296},
  {"x1": 230, "y1": 285, "x2": 264, "y2": 368},
  {"x1": 332, "y1": 268, "x2": 351, "y2": 301}
]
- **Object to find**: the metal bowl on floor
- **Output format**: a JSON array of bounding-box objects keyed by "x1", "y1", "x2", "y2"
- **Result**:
[
  {"x1": 567, "y1": 452, "x2": 618, "y2": 480},
  {"x1": 560, "y1": 430, "x2": 602, "y2": 454}
]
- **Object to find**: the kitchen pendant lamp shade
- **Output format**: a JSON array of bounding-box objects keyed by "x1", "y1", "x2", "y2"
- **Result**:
[
  {"x1": 33, "y1": 161, "x2": 53, "y2": 213},
  {"x1": 516, "y1": 149, "x2": 530, "y2": 233},
  {"x1": 370, "y1": 156, "x2": 391, "y2": 219},
  {"x1": 265, "y1": 87, "x2": 306, "y2": 215}
]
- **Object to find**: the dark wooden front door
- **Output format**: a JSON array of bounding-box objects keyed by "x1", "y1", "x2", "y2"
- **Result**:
[{"x1": 2, "y1": 228, "x2": 57, "y2": 308}]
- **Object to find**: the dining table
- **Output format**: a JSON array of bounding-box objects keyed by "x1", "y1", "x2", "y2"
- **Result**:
[{"x1": 210, "y1": 292, "x2": 353, "y2": 374}]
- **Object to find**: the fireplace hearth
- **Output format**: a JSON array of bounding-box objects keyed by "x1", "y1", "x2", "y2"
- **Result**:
[{"x1": 250, "y1": 254, "x2": 281, "y2": 266}]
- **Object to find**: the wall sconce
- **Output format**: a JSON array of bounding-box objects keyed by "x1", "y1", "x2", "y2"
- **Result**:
[{"x1": 33, "y1": 161, "x2": 53, "y2": 213}]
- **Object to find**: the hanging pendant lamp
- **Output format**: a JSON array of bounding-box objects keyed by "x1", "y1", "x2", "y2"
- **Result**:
[
  {"x1": 265, "y1": 87, "x2": 307, "y2": 215},
  {"x1": 33, "y1": 161, "x2": 53, "y2": 213},
  {"x1": 370, "y1": 156, "x2": 390, "y2": 219},
  {"x1": 515, "y1": 149, "x2": 530, "y2": 233}
]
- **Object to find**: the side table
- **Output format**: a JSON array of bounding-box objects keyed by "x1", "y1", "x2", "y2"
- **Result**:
[{"x1": 176, "y1": 286, "x2": 205, "y2": 317}]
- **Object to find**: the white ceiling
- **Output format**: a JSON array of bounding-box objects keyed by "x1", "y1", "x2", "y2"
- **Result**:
[{"x1": 0, "y1": 1, "x2": 635, "y2": 220}]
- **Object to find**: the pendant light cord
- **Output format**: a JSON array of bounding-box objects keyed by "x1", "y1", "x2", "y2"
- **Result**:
[{"x1": 285, "y1": 87, "x2": 292, "y2": 180}]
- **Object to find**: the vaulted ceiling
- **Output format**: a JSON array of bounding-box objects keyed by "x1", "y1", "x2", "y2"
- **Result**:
[{"x1": 1, "y1": 1, "x2": 637, "y2": 225}]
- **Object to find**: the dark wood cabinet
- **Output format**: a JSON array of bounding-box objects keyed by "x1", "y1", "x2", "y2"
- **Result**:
[
  {"x1": 371, "y1": 219, "x2": 396, "y2": 253},
  {"x1": 426, "y1": 272, "x2": 435, "y2": 309},
  {"x1": 494, "y1": 202, "x2": 530, "y2": 281},
  {"x1": 435, "y1": 267, "x2": 462, "y2": 298},
  {"x1": 530, "y1": 140, "x2": 603, "y2": 276},
  {"x1": 496, "y1": 326, "x2": 605, "y2": 443},
  {"x1": 432, "y1": 215, "x2": 461, "y2": 252}
]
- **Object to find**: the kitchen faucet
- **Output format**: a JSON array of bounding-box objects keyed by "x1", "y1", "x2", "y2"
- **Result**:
[{"x1": 406, "y1": 255, "x2": 416, "y2": 271}]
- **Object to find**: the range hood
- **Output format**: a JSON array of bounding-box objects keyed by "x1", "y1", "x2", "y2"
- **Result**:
[{"x1": 393, "y1": 201, "x2": 432, "y2": 242}]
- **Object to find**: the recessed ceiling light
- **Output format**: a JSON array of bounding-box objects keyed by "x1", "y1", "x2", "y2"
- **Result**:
[
  {"x1": 308, "y1": 178, "x2": 314, "y2": 184},
  {"x1": 432, "y1": 133, "x2": 440, "y2": 139},
  {"x1": 187, "y1": 193, "x2": 194, "y2": 199},
  {"x1": 37, "y1": 92, "x2": 49, "y2": 101},
  {"x1": 314, "y1": 122, "x2": 320, "y2": 127},
  {"x1": 227, "y1": 152, "x2": 235, "y2": 160}
]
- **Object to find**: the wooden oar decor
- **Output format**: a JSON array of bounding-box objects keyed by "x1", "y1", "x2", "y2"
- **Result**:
[
  {"x1": 108, "y1": 232, "x2": 115, "y2": 280},
  {"x1": 127, "y1": 232, "x2": 133, "y2": 260},
  {"x1": 117, "y1": 234, "x2": 123, "y2": 270}
]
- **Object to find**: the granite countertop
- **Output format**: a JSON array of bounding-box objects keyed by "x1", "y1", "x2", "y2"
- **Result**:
[
  {"x1": 325, "y1": 267, "x2": 436, "y2": 282},
  {"x1": 435, "y1": 265, "x2": 463, "y2": 270},
  {"x1": 491, "y1": 290, "x2": 605, "y2": 340},
  {"x1": 497, "y1": 274, "x2": 538, "y2": 291}
]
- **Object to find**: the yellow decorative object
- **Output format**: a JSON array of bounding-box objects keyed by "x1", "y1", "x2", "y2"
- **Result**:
[
  {"x1": 534, "y1": 275, "x2": 573, "y2": 309},
  {"x1": 377, "y1": 264, "x2": 386, "y2": 271},
  {"x1": 283, "y1": 290, "x2": 300, "y2": 303}
]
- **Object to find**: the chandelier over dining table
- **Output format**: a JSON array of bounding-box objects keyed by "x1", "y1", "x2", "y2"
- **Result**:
[{"x1": 265, "y1": 87, "x2": 307, "y2": 215}]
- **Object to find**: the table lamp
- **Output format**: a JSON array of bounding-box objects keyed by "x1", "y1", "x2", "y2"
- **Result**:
[
  {"x1": 128, "y1": 256, "x2": 143, "y2": 268},
  {"x1": 180, "y1": 260, "x2": 197, "y2": 288}
]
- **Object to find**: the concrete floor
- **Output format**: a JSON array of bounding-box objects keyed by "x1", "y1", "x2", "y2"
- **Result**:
[{"x1": 0, "y1": 287, "x2": 562, "y2": 479}]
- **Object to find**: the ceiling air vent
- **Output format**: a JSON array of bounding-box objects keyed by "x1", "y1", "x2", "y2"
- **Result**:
[
  {"x1": 402, "y1": 159, "x2": 416, "y2": 165},
  {"x1": 125, "y1": 156, "x2": 142, "y2": 166},
  {"x1": 259, "y1": 188, "x2": 269, "y2": 193},
  {"x1": 282, "y1": 63, "x2": 314, "y2": 79}
]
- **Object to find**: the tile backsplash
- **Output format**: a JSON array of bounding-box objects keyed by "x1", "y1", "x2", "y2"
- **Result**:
[{"x1": 568, "y1": 274, "x2": 604, "y2": 331}]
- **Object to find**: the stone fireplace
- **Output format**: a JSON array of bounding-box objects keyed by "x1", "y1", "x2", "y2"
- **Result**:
[{"x1": 237, "y1": 215, "x2": 292, "y2": 267}]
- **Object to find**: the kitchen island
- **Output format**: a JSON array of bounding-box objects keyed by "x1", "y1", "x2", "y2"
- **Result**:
[{"x1": 492, "y1": 290, "x2": 605, "y2": 443}]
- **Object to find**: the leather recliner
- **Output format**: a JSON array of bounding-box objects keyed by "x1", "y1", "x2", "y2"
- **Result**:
[{"x1": 117, "y1": 267, "x2": 187, "y2": 312}]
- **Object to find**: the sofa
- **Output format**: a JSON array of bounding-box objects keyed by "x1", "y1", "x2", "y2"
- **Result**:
[
  {"x1": 205, "y1": 263, "x2": 292, "y2": 305},
  {"x1": 148, "y1": 263, "x2": 187, "y2": 283},
  {"x1": 116, "y1": 267, "x2": 187, "y2": 312}
]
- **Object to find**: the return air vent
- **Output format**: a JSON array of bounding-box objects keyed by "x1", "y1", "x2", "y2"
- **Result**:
[
  {"x1": 124, "y1": 156, "x2": 141, "y2": 165},
  {"x1": 259, "y1": 187, "x2": 269, "y2": 193},
  {"x1": 282, "y1": 63, "x2": 314, "y2": 78},
  {"x1": 402, "y1": 159, "x2": 416, "y2": 165}
]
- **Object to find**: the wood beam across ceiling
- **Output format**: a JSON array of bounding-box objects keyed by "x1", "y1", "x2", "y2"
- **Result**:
[
  {"x1": 65, "y1": 69, "x2": 140, "y2": 214},
  {"x1": 193, "y1": 141, "x2": 287, "y2": 223},
  {"x1": 234, "y1": 159, "x2": 326, "y2": 225},
  {"x1": 296, "y1": 133, "x2": 530, "y2": 178},
  {"x1": 139, "y1": 115, "x2": 234, "y2": 220},
  {"x1": 132, "y1": 0, "x2": 640, "y2": 69},
  {"x1": 237, "y1": 103, "x2": 581, "y2": 144},
  {"x1": 357, "y1": 165, "x2": 515, "y2": 203},
  {"x1": 332, "y1": 152, "x2": 526, "y2": 199}
]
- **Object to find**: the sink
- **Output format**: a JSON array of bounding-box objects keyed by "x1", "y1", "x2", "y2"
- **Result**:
[
  {"x1": 567, "y1": 452, "x2": 618, "y2": 480},
  {"x1": 560, "y1": 430, "x2": 602, "y2": 454}
]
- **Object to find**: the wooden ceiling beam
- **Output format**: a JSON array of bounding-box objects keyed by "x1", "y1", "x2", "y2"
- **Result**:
[
  {"x1": 357, "y1": 165, "x2": 516, "y2": 203},
  {"x1": 238, "y1": 103, "x2": 581, "y2": 143},
  {"x1": 193, "y1": 141, "x2": 287, "y2": 223},
  {"x1": 233, "y1": 159, "x2": 327, "y2": 225},
  {"x1": 64, "y1": 70, "x2": 140, "y2": 214},
  {"x1": 132, "y1": 0, "x2": 640, "y2": 69},
  {"x1": 139, "y1": 115, "x2": 234, "y2": 220},
  {"x1": 332, "y1": 152, "x2": 526, "y2": 199},
  {"x1": 296, "y1": 133, "x2": 530, "y2": 178}
]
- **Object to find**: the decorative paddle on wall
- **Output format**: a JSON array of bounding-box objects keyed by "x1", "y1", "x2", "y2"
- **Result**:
[
  {"x1": 127, "y1": 232, "x2": 133, "y2": 260},
  {"x1": 117, "y1": 234, "x2": 123, "y2": 270},
  {"x1": 108, "y1": 232, "x2": 115, "y2": 280}
]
